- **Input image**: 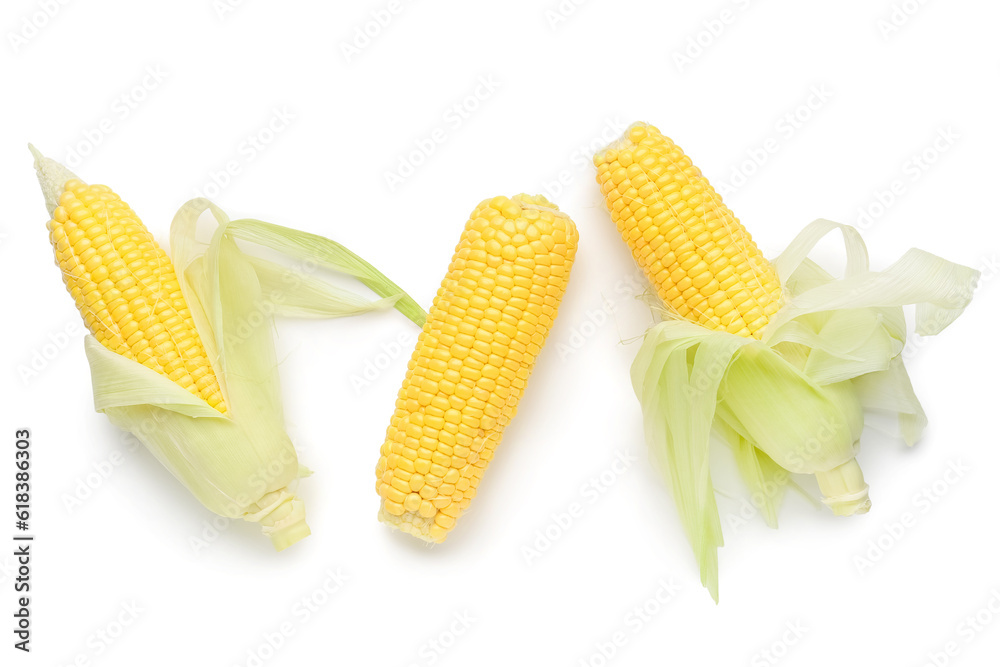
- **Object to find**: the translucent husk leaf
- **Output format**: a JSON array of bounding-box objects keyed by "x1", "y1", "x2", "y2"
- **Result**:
[
  {"x1": 215, "y1": 211, "x2": 425, "y2": 328},
  {"x1": 718, "y1": 345, "x2": 863, "y2": 475},
  {"x1": 633, "y1": 218, "x2": 979, "y2": 600},
  {"x1": 245, "y1": 254, "x2": 402, "y2": 318},
  {"x1": 851, "y1": 356, "x2": 927, "y2": 446},
  {"x1": 631, "y1": 320, "x2": 746, "y2": 601},
  {"x1": 87, "y1": 335, "x2": 307, "y2": 549},
  {"x1": 715, "y1": 418, "x2": 808, "y2": 530},
  {"x1": 80, "y1": 197, "x2": 427, "y2": 551}
]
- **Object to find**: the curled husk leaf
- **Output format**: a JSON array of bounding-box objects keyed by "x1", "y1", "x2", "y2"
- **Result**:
[
  {"x1": 86, "y1": 199, "x2": 425, "y2": 551},
  {"x1": 633, "y1": 219, "x2": 979, "y2": 600}
]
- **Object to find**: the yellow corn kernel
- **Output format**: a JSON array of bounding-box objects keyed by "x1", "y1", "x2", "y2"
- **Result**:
[
  {"x1": 376, "y1": 194, "x2": 578, "y2": 542},
  {"x1": 594, "y1": 123, "x2": 782, "y2": 338},
  {"x1": 45, "y1": 178, "x2": 226, "y2": 412}
]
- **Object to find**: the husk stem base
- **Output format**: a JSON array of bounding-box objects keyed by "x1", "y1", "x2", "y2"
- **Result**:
[
  {"x1": 252, "y1": 489, "x2": 311, "y2": 552},
  {"x1": 815, "y1": 457, "x2": 871, "y2": 516}
]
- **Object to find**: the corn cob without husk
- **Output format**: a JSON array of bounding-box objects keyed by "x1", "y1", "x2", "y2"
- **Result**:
[
  {"x1": 595, "y1": 123, "x2": 979, "y2": 599},
  {"x1": 596, "y1": 125, "x2": 782, "y2": 337},
  {"x1": 376, "y1": 194, "x2": 578, "y2": 542}
]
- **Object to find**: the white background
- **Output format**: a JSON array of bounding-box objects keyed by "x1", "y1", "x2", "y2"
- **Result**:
[{"x1": 2, "y1": 0, "x2": 999, "y2": 665}]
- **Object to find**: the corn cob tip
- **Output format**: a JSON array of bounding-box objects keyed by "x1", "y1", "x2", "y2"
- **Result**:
[
  {"x1": 30, "y1": 145, "x2": 80, "y2": 216},
  {"x1": 593, "y1": 121, "x2": 783, "y2": 337},
  {"x1": 592, "y1": 121, "x2": 658, "y2": 166},
  {"x1": 378, "y1": 507, "x2": 442, "y2": 544},
  {"x1": 509, "y1": 192, "x2": 559, "y2": 212}
]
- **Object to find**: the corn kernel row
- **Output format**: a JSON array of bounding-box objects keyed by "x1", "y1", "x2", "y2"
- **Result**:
[
  {"x1": 594, "y1": 123, "x2": 782, "y2": 337},
  {"x1": 47, "y1": 179, "x2": 226, "y2": 411},
  {"x1": 376, "y1": 194, "x2": 578, "y2": 542}
]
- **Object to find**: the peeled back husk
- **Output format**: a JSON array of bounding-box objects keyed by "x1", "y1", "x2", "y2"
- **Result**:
[
  {"x1": 84, "y1": 198, "x2": 426, "y2": 551},
  {"x1": 633, "y1": 219, "x2": 980, "y2": 600},
  {"x1": 717, "y1": 343, "x2": 869, "y2": 515}
]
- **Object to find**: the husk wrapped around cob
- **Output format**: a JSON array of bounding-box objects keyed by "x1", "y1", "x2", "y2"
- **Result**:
[
  {"x1": 594, "y1": 123, "x2": 979, "y2": 600},
  {"x1": 33, "y1": 149, "x2": 425, "y2": 551}
]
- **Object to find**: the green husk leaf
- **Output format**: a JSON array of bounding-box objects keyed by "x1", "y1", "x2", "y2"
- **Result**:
[
  {"x1": 87, "y1": 335, "x2": 222, "y2": 419},
  {"x1": 797, "y1": 309, "x2": 902, "y2": 384},
  {"x1": 631, "y1": 217, "x2": 979, "y2": 600},
  {"x1": 245, "y1": 254, "x2": 402, "y2": 318},
  {"x1": 773, "y1": 218, "x2": 870, "y2": 279},
  {"x1": 87, "y1": 336, "x2": 300, "y2": 521},
  {"x1": 714, "y1": 419, "x2": 787, "y2": 529},
  {"x1": 227, "y1": 216, "x2": 426, "y2": 328},
  {"x1": 766, "y1": 221, "x2": 980, "y2": 338},
  {"x1": 851, "y1": 356, "x2": 927, "y2": 446},
  {"x1": 719, "y1": 345, "x2": 864, "y2": 475},
  {"x1": 632, "y1": 320, "x2": 748, "y2": 602},
  {"x1": 81, "y1": 197, "x2": 428, "y2": 551}
]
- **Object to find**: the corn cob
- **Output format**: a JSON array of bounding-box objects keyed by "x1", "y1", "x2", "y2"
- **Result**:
[
  {"x1": 34, "y1": 146, "x2": 226, "y2": 412},
  {"x1": 594, "y1": 124, "x2": 870, "y2": 513},
  {"x1": 597, "y1": 123, "x2": 979, "y2": 601},
  {"x1": 376, "y1": 194, "x2": 578, "y2": 542},
  {"x1": 33, "y1": 149, "x2": 312, "y2": 550},
  {"x1": 594, "y1": 123, "x2": 782, "y2": 338}
]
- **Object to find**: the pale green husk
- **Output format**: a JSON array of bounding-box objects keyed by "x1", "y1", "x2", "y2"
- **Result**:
[
  {"x1": 34, "y1": 146, "x2": 426, "y2": 552},
  {"x1": 633, "y1": 219, "x2": 979, "y2": 600},
  {"x1": 92, "y1": 198, "x2": 424, "y2": 550}
]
